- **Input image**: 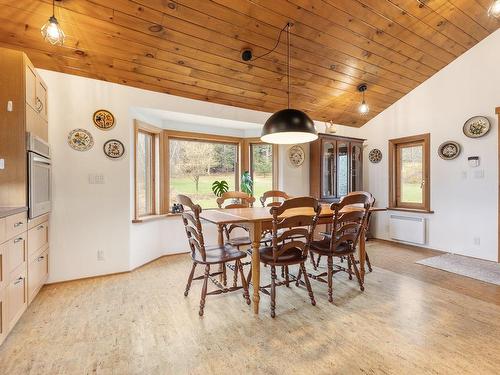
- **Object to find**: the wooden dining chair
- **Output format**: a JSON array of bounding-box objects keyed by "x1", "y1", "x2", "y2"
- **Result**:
[
  {"x1": 178, "y1": 194, "x2": 251, "y2": 316},
  {"x1": 258, "y1": 197, "x2": 322, "y2": 318},
  {"x1": 216, "y1": 191, "x2": 255, "y2": 250},
  {"x1": 297, "y1": 192, "x2": 371, "y2": 303},
  {"x1": 259, "y1": 190, "x2": 291, "y2": 207},
  {"x1": 314, "y1": 191, "x2": 375, "y2": 273}
]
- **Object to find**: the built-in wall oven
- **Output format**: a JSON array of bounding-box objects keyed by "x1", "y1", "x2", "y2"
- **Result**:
[{"x1": 27, "y1": 133, "x2": 51, "y2": 219}]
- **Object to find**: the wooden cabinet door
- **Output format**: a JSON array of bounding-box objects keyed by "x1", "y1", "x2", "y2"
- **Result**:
[
  {"x1": 0, "y1": 288, "x2": 6, "y2": 345},
  {"x1": 0, "y1": 242, "x2": 6, "y2": 291},
  {"x1": 28, "y1": 246, "x2": 48, "y2": 304},
  {"x1": 320, "y1": 139, "x2": 336, "y2": 200},
  {"x1": 6, "y1": 265, "x2": 27, "y2": 331},
  {"x1": 350, "y1": 142, "x2": 363, "y2": 192},
  {"x1": 36, "y1": 77, "x2": 48, "y2": 121},
  {"x1": 25, "y1": 63, "x2": 37, "y2": 110}
]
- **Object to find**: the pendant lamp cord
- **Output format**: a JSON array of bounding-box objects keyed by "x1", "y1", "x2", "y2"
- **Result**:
[
  {"x1": 287, "y1": 23, "x2": 291, "y2": 109},
  {"x1": 52, "y1": 0, "x2": 55, "y2": 17},
  {"x1": 248, "y1": 22, "x2": 293, "y2": 108}
]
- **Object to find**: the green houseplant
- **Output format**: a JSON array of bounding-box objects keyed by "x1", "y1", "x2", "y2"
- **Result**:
[
  {"x1": 211, "y1": 180, "x2": 229, "y2": 197},
  {"x1": 240, "y1": 171, "x2": 253, "y2": 196}
]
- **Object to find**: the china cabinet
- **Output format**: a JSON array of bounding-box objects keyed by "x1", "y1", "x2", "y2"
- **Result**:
[{"x1": 310, "y1": 134, "x2": 364, "y2": 202}]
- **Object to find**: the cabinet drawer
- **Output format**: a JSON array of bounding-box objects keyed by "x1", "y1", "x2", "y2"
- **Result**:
[
  {"x1": 7, "y1": 234, "x2": 26, "y2": 274},
  {"x1": 0, "y1": 243, "x2": 6, "y2": 290},
  {"x1": 28, "y1": 246, "x2": 48, "y2": 304},
  {"x1": 28, "y1": 221, "x2": 49, "y2": 257},
  {"x1": 6, "y1": 265, "x2": 27, "y2": 332},
  {"x1": 5, "y1": 212, "x2": 27, "y2": 240},
  {"x1": 0, "y1": 288, "x2": 6, "y2": 345}
]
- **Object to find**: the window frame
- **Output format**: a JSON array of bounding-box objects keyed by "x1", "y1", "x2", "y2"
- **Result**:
[
  {"x1": 244, "y1": 138, "x2": 279, "y2": 196},
  {"x1": 133, "y1": 125, "x2": 280, "y2": 221},
  {"x1": 165, "y1": 130, "x2": 243, "y2": 210},
  {"x1": 134, "y1": 120, "x2": 164, "y2": 220},
  {"x1": 388, "y1": 133, "x2": 431, "y2": 212}
]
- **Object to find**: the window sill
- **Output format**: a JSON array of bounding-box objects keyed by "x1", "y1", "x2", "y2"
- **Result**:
[
  {"x1": 132, "y1": 213, "x2": 182, "y2": 223},
  {"x1": 387, "y1": 207, "x2": 434, "y2": 214}
]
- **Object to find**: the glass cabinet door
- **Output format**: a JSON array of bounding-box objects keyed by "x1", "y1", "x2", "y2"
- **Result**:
[
  {"x1": 351, "y1": 143, "x2": 363, "y2": 192},
  {"x1": 321, "y1": 141, "x2": 336, "y2": 198},
  {"x1": 337, "y1": 141, "x2": 349, "y2": 197}
]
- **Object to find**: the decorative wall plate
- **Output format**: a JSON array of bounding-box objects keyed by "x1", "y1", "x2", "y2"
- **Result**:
[
  {"x1": 103, "y1": 139, "x2": 125, "y2": 159},
  {"x1": 93, "y1": 109, "x2": 115, "y2": 130},
  {"x1": 463, "y1": 116, "x2": 490, "y2": 138},
  {"x1": 68, "y1": 129, "x2": 94, "y2": 151},
  {"x1": 438, "y1": 141, "x2": 461, "y2": 160},
  {"x1": 288, "y1": 145, "x2": 305, "y2": 167},
  {"x1": 368, "y1": 148, "x2": 382, "y2": 163}
]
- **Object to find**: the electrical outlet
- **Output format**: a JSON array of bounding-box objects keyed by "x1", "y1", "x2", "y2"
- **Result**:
[
  {"x1": 97, "y1": 250, "x2": 105, "y2": 261},
  {"x1": 473, "y1": 237, "x2": 480, "y2": 246},
  {"x1": 0, "y1": 159, "x2": 4, "y2": 170}
]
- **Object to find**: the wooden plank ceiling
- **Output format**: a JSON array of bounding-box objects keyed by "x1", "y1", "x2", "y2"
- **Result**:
[{"x1": 0, "y1": 0, "x2": 498, "y2": 126}]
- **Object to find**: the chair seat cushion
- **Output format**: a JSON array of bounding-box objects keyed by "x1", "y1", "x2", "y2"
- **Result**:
[
  {"x1": 259, "y1": 246, "x2": 306, "y2": 265},
  {"x1": 310, "y1": 239, "x2": 353, "y2": 256},
  {"x1": 192, "y1": 244, "x2": 247, "y2": 264}
]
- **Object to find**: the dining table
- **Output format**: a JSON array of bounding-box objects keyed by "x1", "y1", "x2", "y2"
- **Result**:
[{"x1": 199, "y1": 204, "x2": 385, "y2": 314}]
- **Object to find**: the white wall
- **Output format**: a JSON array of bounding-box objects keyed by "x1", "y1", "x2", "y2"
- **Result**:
[{"x1": 362, "y1": 30, "x2": 500, "y2": 262}]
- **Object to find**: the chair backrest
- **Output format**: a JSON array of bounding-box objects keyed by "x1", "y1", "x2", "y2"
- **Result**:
[
  {"x1": 260, "y1": 190, "x2": 291, "y2": 207},
  {"x1": 178, "y1": 194, "x2": 206, "y2": 261},
  {"x1": 216, "y1": 191, "x2": 255, "y2": 209},
  {"x1": 329, "y1": 192, "x2": 371, "y2": 253},
  {"x1": 269, "y1": 197, "x2": 322, "y2": 263}
]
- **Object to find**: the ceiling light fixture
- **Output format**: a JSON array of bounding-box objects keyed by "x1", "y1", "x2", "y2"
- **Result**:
[
  {"x1": 41, "y1": 0, "x2": 65, "y2": 46},
  {"x1": 488, "y1": 0, "x2": 500, "y2": 18},
  {"x1": 357, "y1": 84, "x2": 370, "y2": 115},
  {"x1": 260, "y1": 23, "x2": 317, "y2": 144}
]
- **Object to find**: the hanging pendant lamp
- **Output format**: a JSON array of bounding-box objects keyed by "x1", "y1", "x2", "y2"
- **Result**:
[
  {"x1": 41, "y1": 0, "x2": 65, "y2": 46},
  {"x1": 261, "y1": 23, "x2": 317, "y2": 145}
]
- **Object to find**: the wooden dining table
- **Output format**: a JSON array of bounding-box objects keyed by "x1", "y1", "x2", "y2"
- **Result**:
[{"x1": 199, "y1": 204, "x2": 384, "y2": 314}]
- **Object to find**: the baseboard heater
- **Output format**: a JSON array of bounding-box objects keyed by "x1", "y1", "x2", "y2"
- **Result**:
[{"x1": 389, "y1": 215, "x2": 426, "y2": 245}]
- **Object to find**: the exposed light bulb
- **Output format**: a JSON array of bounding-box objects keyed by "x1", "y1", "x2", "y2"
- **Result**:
[
  {"x1": 359, "y1": 100, "x2": 369, "y2": 115},
  {"x1": 41, "y1": 15, "x2": 65, "y2": 46},
  {"x1": 488, "y1": 0, "x2": 500, "y2": 18}
]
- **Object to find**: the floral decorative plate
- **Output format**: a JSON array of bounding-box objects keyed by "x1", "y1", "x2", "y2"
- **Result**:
[
  {"x1": 288, "y1": 145, "x2": 305, "y2": 167},
  {"x1": 438, "y1": 141, "x2": 461, "y2": 160},
  {"x1": 463, "y1": 116, "x2": 490, "y2": 138},
  {"x1": 368, "y1": 148, "x2": 382, "y2": 163},
  {"x1": 93, "y1": 109, "x2": 115, "y2": 130},
  {"x1": 68, "y1": 129, "x2": 94, "y2": 151},
  {"x1": 103, "y1": 139, "x2": 125, "y2": 159}
]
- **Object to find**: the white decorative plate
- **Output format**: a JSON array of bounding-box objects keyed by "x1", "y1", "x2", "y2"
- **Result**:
[
  {"x1": 463, "y1": 116, "x2": 490, "y2": 138},
  {"x1": 68, "y1": 129, "x2": 94, "y2": 151},
  {"x1": 438, "y1": 141, "x2": 461, "y2": 160},
  {"x1": 288, "y1": 145, "x2": 305, "y2": 167},
  {"x1": 368, "y1": 149, "x2": 382, "y2": 163},
  {"x1": 103, "y1": 139, "x2": 125, "y2": 159}
]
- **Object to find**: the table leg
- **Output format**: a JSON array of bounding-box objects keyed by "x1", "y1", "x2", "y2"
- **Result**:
[
  {"x1": 218, "y1": 224, "x2": 224, "y2": 282},
  {"x1": 249, "y1": 221, "x2": 262, "y2": 314},
  {"x1": 359, "y1": 226, "x2": 366, "y2": 285}
]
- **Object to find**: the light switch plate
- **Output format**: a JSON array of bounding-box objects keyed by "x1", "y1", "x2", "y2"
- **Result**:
[
  {"x1": 88, "y1": 174, "x2": 105, "y2": 184},
  {"x1": 0, "y1": 159, "x2": 4, "y2": 170}
]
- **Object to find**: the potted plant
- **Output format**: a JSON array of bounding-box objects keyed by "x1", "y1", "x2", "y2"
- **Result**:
[
  {"x1": 241, "y1": 171, "x2": 253, "y2": 196},
  {"x1": 212, "y1": 180, "x2": 229, "y2": 197}
]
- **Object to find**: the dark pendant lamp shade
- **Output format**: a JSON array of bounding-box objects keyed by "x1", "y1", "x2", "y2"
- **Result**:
[{"x1": 261, "y1": 109, "x2": 318, "y2": 144}]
